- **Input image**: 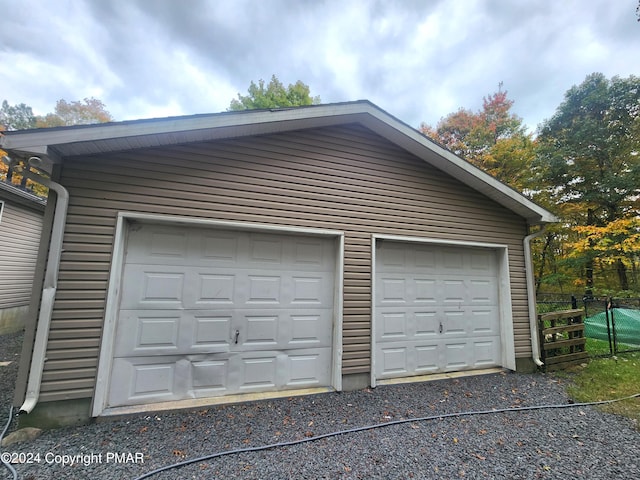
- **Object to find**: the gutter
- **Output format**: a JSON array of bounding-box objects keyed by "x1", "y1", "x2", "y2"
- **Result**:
[
  {"x1": 19, "y1": 161, "x2": 69, "y2": 414},
  {"x1": 523, "y1": 225, "x2": 548, "y2": 367}
]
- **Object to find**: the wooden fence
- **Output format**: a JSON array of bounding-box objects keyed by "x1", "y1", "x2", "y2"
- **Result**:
[{"x1": 538, "y1": 309, "x2": 588, "y2": 371}]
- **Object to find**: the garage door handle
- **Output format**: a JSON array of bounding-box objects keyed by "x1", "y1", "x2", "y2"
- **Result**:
[
  {"x1": 234, "y1": 329, "x2": 240, "y2": 344},
  {"x1": 439, "y1": 322, "x2": 443, "y2": 334}
]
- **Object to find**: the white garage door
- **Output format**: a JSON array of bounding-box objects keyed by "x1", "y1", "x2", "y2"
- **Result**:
[
  {"x1": 374, "y1": 240, "x2": 502, "y2": 381},
  {"x1": 107, "y1": 223, "x2": 336, "y2": 408}
]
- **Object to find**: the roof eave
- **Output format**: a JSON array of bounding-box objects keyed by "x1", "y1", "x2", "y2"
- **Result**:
[{"x1": 0, "y1": 101, "x2": 557, "y2": 225}]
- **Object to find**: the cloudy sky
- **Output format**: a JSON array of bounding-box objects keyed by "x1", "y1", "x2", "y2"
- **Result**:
[{"x1": 2, "y1": 0, "x2": 639, "y2": 133}]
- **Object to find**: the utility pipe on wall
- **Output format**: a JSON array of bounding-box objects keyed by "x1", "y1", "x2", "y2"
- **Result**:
[
  {"x1": 523, "y1": 225, "x2": 547, "y2": 367},
  {"x1": 19, "y1": 159, "x2": 69, "y2": 414}
]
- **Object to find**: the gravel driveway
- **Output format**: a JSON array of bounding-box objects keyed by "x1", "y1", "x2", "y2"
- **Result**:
[{"x1": 2, "y1": 331, "x2": 639, "y2": 480}]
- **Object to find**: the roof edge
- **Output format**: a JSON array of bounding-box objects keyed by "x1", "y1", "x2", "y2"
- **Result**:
[{"x1": 0, "y1": 100, "x2": 556, "y2": 225}]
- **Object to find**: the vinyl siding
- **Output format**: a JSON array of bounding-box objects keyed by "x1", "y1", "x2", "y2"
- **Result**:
[
  {"x1": 0, "y1": 200, "x2": 43, "y2": 309},
  {"x1": 40, "y1": 124, "x2": 530, "y2": 401}
]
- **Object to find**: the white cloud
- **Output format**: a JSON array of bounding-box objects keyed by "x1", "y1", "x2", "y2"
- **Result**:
[{"x1": 0, "y1": 0, "x2": 638, "y2": 130}]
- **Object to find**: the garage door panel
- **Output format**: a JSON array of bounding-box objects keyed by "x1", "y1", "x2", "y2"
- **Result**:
[
  {"x1": 378, "y1": 346, "x2": 409, "y2": 376},
  {"x1": 243, "y1": 315, "x2": 279, "y2": 346},
  {"x1": 376, "y1": 340, "x2": 442, "y2": 378},
  {"x1": 442, "y1": 310, "x2": 467, "y2": 335},
  {"x1": 114, "y1": 310, "x2": 236, "y2": 356},
  {"x1": 379, "y1": 278, "x2": 407, "y2": 303},
  {"x1": 377, "y1": 309, "x2": 441, "y2": 341},
  {"x1": 239, "y1": 355, "x2": 278, "y2": 391},
  {"x1": 378, "y1": 312, "x2": 408, "y2": 339},
  {"x1": 200, "y1": 232, "x2": 239, "y2": 262},
  {"x1": 292, "y1": 276, "x2": 327, "y2": 304},
  {"x1": 443, "y1": 337, "x2": 500, "y2": 371},
  {"x1": 247, "y1": 275, "x2": 281, "y2": 304},
  {"x1": 415, "y1": 345, "x2": 439, "y2": 373},
  {"x1": 415, "y1": 311, "x2": 439, "y2": 336},
  {"x1": 444, "y1": 343, "x2": 469, "y2": 369},
  {"x1": 235, "y1": 310, "x2": 333, "y2": 350},
  {"x1": 108, "y1": 357, "x2": 181, "y2": 407},
  {"x1": 470, "y1": 308, "x2": 500, "y2": 334},
  {"x1": 473, "y1": 339, "x2": 501, "y2": 367},
  {"x1": 195, "y1": 274, "x2": 236, "y2": 305},
  {"x1": 191, "y1": 359, "x2": 229, "y2": 394},
  {"x1": 113, "y1": 311, "x2": 182, "y2": 356},
  {"x1": 120, "y1": 264, "x2": 186, "y2": 309},
  {"x1": 289, "y1": 314, "x2": 331, "y2": 346},
  {"x1": 192, "y1": 314, "x2": 234, "y2": 350},
  {"x1": 415, "y1": 279, "x2": 437, "y2": 303}
]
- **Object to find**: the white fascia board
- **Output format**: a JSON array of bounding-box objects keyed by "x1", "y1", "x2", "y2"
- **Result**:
[{"x1": 0, "y1": 103, "x2": 370, "y2": 152}]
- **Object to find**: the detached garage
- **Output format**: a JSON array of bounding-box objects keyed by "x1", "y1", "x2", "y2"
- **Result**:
[{"x1": 0, "y1": 101, "x2": 555, "y2": 425}]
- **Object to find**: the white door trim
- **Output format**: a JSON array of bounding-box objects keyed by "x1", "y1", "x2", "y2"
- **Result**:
[
  {"x1": 370, "y1": 234, "x2": 515, "y2": 388},
  {"x1": 92, "y1": 212, "x2": 344, "y2": 416}
]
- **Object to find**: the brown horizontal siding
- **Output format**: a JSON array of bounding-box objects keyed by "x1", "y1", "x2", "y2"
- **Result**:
[
  {"x1": 0, "y1": 201, "x2": 43, "y2": 309},
  {"x1": 42, "y1": 123, "x2": 530, "y2": 401}
]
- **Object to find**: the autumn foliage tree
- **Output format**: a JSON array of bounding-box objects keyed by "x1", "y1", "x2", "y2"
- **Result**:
[
  {"x1": 35, "y1": 97, "x2": 114, "y2": 127},
  {"x1": 535, "y1": 73, "x2": 640, "y2": 294},
  {"x1": 1, "y1": 97, "x2": 114, "y2": 197},
  {"x1": 420, "y1": 84, "x2": 534, "y2": 190}
]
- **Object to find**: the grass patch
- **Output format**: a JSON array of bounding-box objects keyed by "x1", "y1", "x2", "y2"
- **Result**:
[
  {"x1": 565, "y1": 351, "x2": 640, "y2": 425},
  {"x1": 586, "y1": 337, "x2": 613, "y2": 356}
]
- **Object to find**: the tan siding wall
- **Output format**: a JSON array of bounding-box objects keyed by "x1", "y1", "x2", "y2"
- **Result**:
[
  {"x1": 41, "y1": 124, "x2": 530, "y2": 401},
  {"x1": 0, "y1": 201, "x2": 43, "y2": 308}
]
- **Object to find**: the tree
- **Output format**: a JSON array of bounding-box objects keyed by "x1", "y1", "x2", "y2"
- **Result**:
[
  {"x1": 535, "y1": 73, "x2": 640, "y2": 293},
  {"x1": 420, "y1": 84, "x2": 534, "y2": 190},
  {"x1": 229, "y1": 75, "x2": 321, "y2": 111},
  {"x1": 0, "y1": 100, "x2": 36, "y2": 130},
  {"x1": 1, "y1": 100, "x2": 36, "y2": 187},
  {"x1": 35, "y1": 97, "x2": 114, "y2": 127},
  {"x1": 2, "y1": 97, "x2": 114, "y2": 198}
]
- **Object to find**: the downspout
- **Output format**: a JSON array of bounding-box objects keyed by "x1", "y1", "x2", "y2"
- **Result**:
[
  {"x1": 524, "y1": 224, "x2": 547, "y2": 367},
  {"x1": 19, "y1": 160, "x2": 69, "y2": 414}
]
